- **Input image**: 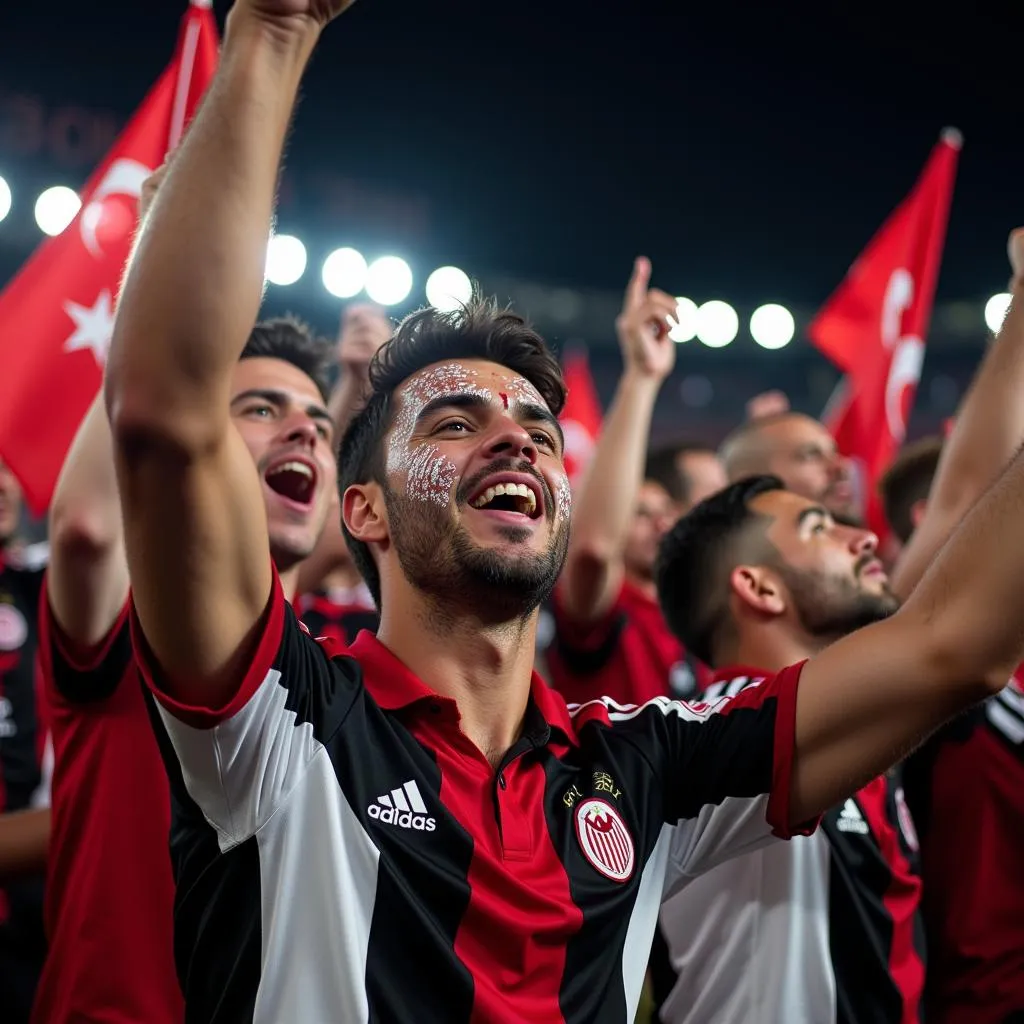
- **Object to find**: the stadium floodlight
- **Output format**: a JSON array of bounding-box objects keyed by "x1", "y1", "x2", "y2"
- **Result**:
[
  {"x1": 0, "y1": 176, "x2": 10, "y2": 223},
  {"x1": 35, "y1": 186, "x2": 81, "y2": 236},
  {"x1": 984, "y1": 292, "x2": 1012, "y2": 334},
  {"x1": 750, "y1": 303, "x2": 795, "y2": 350},
  {"x1": 425, "y1": 266, "x2": 472, "y2": 312},
  {"x1": 264, "y1": 234, "x2": 307, "y2": 287},
  {"x1": 322, "y1": 248, "x2": 368, "y2": 299},
  {"x1": 366, "y1": 255, "x2": 413, "y2": 306},
  {"x1": 668, "y1": 297, "x2": 698, "y2": 343},
  {"x1": 696, "y1": 300, "x2": 738, "y2": 348}
]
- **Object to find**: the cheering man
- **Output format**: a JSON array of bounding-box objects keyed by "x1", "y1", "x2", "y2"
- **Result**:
[{"x1": 106, "y1": 1, "x2": 1024, "y2": 1019}]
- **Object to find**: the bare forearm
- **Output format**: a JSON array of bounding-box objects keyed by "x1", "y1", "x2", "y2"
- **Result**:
[
  {"x1": 903, "y1": 440, "x2": 1024, "y2": 688},
  {"x1": 894, "y1": 286, "x2": 1024, "y2": 597},
  {"x1": 48, "y1": 397, "x2": 128, "y2": 645},
  {"x1": 106, "y1": 13, "x2": 319, "y2": 433},
  {"x1": 563, "y1": 372, "x2": 659, "y2": 613},
  {"x1": 0, "y1": 809, "x2": 49, "y2": 882}
]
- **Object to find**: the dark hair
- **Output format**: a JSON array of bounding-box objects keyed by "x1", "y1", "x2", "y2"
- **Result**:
[
  {"x1": 337, "y1": 297, "x2": 566, "y2": 605},
  {"x1": 241, "y1": 316, "x2": 333, "y2": 403},
  {"x1": 645, "y1": 441, "x2": 718, "y2": 506},
  {"x1": 878, "y1": 436, "x2": 943, "y2": 544},
  {"x1": 655, "y1": 474, "x2": 784, "y2": 666}
]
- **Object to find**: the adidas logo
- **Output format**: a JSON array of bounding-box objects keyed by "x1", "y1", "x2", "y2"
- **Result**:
[
  {"x1": 836, "y1": 798, "x2": 869, "y2": 835},
  {"x1": 368, "y1": 779, "x2": 436, "y2": 832}
]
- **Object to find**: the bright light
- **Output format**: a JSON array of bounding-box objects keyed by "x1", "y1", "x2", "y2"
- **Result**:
[
  {"x1": 265, "y1": 234, "x2": 307, "y2": 286},
  {"x1": 750, "y1": 303, "x2": 795, "y2": 350},
  {"x1": 35, "y1": 186, "x2": 80, "y2": 236},
  {"x1": 425, "y1": 266, "x2": 472, "y2": 312},
  {"x1": 984, "y1": 292, "x2": 1012, "y2": 334},
  {"x1": 0, "y1": 176, "x2": 10, "y2": 223},
  {"x1": 696, "y1": 300, "x2": 738, "y2": 348},
  {"x1": 322, "y1": 247, "x2": 367, "y2": 299},
  {"x1": 668, "y1": 297, "x2": 698, "y2": 343},
  {"x1": 366, "y1": 256, "x2": 413, "y2": 306}
]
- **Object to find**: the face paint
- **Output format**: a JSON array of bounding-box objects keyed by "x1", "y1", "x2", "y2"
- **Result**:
[
  {"x1": 502, "y1": 375, "x2": 545, "y2": 408},
  {"x1": 386, "y1": 363, "x2": 491, "y2": 507},
  {"x1": 555, "y1": 473, "x2": 573, "y2": 522},
  {"x1": 500, "y1": 392, "x2": 508, "y2": 410}
]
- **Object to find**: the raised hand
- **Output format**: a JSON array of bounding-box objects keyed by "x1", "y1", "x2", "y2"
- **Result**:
[
  {"x1": 1008, "y1": 227, "x2": 1024, "y2": 290},
  {"x1": 232, "y1": 0, "x2": 358, "y2": 32},
  {"x1": 338, "y1": 304, "x2": 391, "y2": 379},
  {"x1": 615, "y1": 257, "x2": 678, "y2": 381}
]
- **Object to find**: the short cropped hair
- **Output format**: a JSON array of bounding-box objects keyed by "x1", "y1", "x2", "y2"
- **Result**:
[
  {"x1": 655, "y1": 474, "x2": 784, "y2": 666},
  {"x1": 338, "y1": 297, "x2": 566, "y2": 605},
  {"x1": 645, "y1": 441, "x2": 718, "y2": 506},
  {"x1": 241, "y1": 316, "x2": 332, "y2": 403},
  {"x1": 878, "y1": 436, "x2": 943, "y2": 544}
]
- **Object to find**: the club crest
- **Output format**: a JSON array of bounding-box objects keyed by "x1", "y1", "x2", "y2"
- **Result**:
[{"x1": 574, "y1": 797, "x2": 635, "y2": 882}]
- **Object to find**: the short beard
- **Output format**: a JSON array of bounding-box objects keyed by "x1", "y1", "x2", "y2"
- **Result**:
[
  {"x1": 385, "y1": 484, "x2": 568, "y2": 628},
  {"x1": 774, "y1": 558, "x2": 899, "y2": 646}
]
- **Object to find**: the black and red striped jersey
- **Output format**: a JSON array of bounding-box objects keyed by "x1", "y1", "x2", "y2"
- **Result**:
[
  {"x1": 134, "y1": 570, "x2": 811, "y2": 1023},
  {"x1": 296, "y1": 584, "x2": 378, "y2": 647},
  {"x1": 0, "y1": 548, "x2": 47, "y2": 1022},
  {"x1": 656, "y1": 667, "x2": 924, "y2": 1024},
  {"x1": 34, "y1": 584, "x2": 182, "y2": 1024},
  {"x1": 547, "y1": 580, "x2": 713, "y2": 707},
  {"x1": 903, "y1": 671, "x2": 1024, "y2": 1024}
]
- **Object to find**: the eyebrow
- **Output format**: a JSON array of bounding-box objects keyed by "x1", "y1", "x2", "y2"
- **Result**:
[
  {"x1": 413, "y1": 391, "x2": 565, "y2": 449},
  {"x1": 796, "y1": 505, "x2": 831, "y2": 528},
  {"x1": 231, "y1": 388, "x2": 333, "y2": 429}
]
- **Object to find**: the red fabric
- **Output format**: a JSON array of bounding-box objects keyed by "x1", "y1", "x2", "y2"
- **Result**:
[
  {"x1": 34, "y1": 584, "x2": 182, "y2": 1024},
  {"x1": 547, "y1": 580, "x2": 713, "y2": 708},
  {"x1": 918, "y1": 674, "x2": 1024, "y2": 1024},
  {"x1": 812, "y1": 132, "x2": 960, "y2": 537},
  {"x1": 0, "y1": 2, "x2": 218, "y2": 513},
  {"x1": 559, "y1": 348, "x2": 603, "y2": 484}
]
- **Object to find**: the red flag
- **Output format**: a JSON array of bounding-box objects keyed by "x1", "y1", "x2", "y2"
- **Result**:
[
  {"x1": 0, "y1": 1, "x2": 219, "y2": 513},
  {"x1": 559, "y1": 348, "x2": 603, "y2": 484},
  {"x1": 811, "y1": 129, "x2": 960, "y2": 534}
]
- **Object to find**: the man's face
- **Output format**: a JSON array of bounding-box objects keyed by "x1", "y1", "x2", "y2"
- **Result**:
[
  {"x1": 624, "y1": 481, "x2": 676, "y2": 581},
  {"x1": 678, "y1": 450, "x2": 727, "y2": 510},
  {"x1": 756, "y1": 415, "x2": 858, "y2": 522},
  {"x1": 230, "y1": 357, "x2": 337, "y2": 572},
  {"x1": 0, "y1": 460, "x2": 22, "y2": 546},
  {"x1": 377, "y1": 358, "x2": 570, "y2": 620},
  {"x1": 749, "y1": 488, "x2": 899, "y2": 641}
]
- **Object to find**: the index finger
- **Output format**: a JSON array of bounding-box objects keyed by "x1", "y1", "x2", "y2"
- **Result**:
[{"x1": 624, "y1": 256, "x2": 652, "y2": 310}]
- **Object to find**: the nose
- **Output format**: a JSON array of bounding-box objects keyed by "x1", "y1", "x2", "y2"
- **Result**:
[
  {"x1": 829, "y1": 452, "x2": 851, "y2": 482},
  {"x1": 847, "y1": 525, "x2": 878, "y2": 556},
  {"x1": 282, "y1": 411, "x2": 320, "y2": 450},
  {"x1": 485, "y1": 417, "x2": 538, "y2": 465}
]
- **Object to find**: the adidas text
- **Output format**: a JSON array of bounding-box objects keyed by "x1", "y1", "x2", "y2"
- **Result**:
[{"x1": 368, "y1": 804, "x2": 436, "y2": 831}]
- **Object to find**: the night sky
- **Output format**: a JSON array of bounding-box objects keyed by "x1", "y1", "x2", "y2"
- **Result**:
[{"x1": 3, "y1": 2, "x2": 1024, "y2": 311}]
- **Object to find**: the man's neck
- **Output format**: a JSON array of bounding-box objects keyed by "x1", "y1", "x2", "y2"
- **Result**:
[
  {"x1": 726, "y1": 631, "x2": 822, "y2": 675},
  {"x1": 625, "y1": 570, "x2": 657, "y2": 601},
  {"x1": 279, "y1": 565, "x2": 300, "y2": 604},
  {"x1": 376, "y1": 588, "x2": 538, "y2": 769}
]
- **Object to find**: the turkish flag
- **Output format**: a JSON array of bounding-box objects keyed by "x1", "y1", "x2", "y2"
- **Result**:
[
  {"x1": 0, "y1": 0, "x2": 218, "y2": 514},
  {"x1": 811, "y1": 129, "x2": 960, "y2": 534},
  {"x1": 560, "y1": 348, "x2": 604, "y2": 484}
]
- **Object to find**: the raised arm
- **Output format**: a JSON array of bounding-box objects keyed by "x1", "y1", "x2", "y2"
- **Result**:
[
  {"x1": 104, "y1": 3, "x2": 347, "y2": 705},
  {"x1": 790, "y1": 441, "x2": 1024, "y2": 824},
  {"x1": 559, "y1": 258, "x2": 676, "y2": 622},
  {"x1": 891, "y1": 229, "x2": 1024, "y2": 598}
]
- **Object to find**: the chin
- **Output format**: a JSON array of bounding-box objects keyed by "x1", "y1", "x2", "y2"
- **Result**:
[{"x1": 268, "y1": 529, "x2": 319, "y2": 574}]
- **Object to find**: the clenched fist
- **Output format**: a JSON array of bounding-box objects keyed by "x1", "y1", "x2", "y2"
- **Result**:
[{"x1": 231, "y1": 0, "x2": 358, "y2": 32}]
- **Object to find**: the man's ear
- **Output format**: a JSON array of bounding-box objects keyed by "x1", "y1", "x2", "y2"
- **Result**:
[
  {"x1": 729, "y1": 563, "x2": 786, "y2": 617},
  {"x1": 342, "y1": 481, "x2": 389, "y2": 546}
]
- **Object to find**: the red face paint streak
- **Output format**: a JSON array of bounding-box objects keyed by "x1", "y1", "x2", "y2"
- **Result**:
[{"x1": 500, "y1": 392, "x2": 509, "y2": 410}]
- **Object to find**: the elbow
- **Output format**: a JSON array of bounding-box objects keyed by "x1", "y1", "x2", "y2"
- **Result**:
[
  {"x1": 49, "y1": 507, "x2": 119, "y2": 568},
  {"x1": 923, "y1": 625, "x2": 1015, "y2": 700}
]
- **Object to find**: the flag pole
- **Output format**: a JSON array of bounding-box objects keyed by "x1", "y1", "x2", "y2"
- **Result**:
[{"x1": 168, "y1": 0, "x2": 214, "y2": 150}]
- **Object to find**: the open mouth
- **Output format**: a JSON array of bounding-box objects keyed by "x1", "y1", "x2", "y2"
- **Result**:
[
  {"x1": 264, "y1": 459, "x2": 317, "y2": 506},
  {"x1": 469, "y1": 479, "x2": 542, "y2": 519}
]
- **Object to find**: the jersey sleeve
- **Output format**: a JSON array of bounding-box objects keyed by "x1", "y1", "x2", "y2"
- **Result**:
[
  {"x1": 38, "y1": 571, "x2": 133, "y2": 707},
  {"x1": 130, "y1": 566, "x2": 361, "y2": 845},
  {"x1": 581, "y1": 661, "x2": 814, "y2": 886}
]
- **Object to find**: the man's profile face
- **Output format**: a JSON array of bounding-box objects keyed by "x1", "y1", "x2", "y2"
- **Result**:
[
  {"x1": 748, "y1": 488, "x2": 898, "y2": 640},
  {"x1": 755, "y1": 415, "x2": 858, "y2": 522},
  {"x1": 378, "y1": 357, "x2": 570, "y2": 618},
  {"x1": 230, "y1": 356, "x2": 337, "y2": 572}
]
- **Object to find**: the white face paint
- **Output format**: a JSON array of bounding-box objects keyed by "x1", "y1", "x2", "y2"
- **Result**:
[
  {"x1": 386, "y1": 363, "x2": 490, "y2": 506},
  {"x1": 555, "y1": 473, "x2": 573, "y2": 522}
]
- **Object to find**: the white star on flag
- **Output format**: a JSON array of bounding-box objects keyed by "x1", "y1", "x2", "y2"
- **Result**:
[{"x1": 63, "y1": 290, "x2": 115, "y2": 366}]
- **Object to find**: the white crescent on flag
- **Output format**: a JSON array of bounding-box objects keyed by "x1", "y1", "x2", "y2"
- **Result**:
[{"x1": 80, "y1": 159, "x2": 154, "y2": 258}]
